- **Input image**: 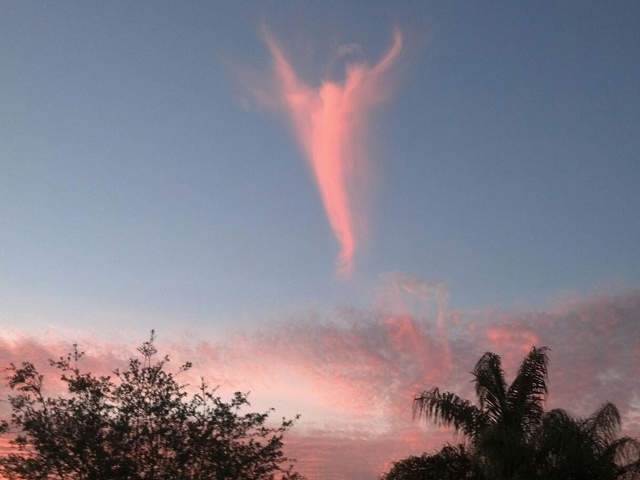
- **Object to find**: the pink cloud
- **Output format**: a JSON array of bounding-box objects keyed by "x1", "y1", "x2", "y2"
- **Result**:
[
  {"x1": 0, "y1": 287, "x2": 639, "y2": 478},
  {"x1": 264, "y1": 29, "x2": 403, "y2": 275}
]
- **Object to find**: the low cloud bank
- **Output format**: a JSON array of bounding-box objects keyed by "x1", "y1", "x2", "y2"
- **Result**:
[{"x1": 1, "y1": 285, "x2": 638, "y2": 479}]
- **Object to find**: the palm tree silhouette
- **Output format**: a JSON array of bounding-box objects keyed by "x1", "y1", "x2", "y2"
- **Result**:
[
  {"x1": 536, "y1": 402, "x2": 640, "y2": 480},
  {"x1": 413, "y1": 346, "x2": 549, "y2": 479}
]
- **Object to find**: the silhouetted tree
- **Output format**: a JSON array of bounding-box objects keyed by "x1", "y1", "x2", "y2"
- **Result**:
[
  {"x1": 413, "y1": 346, "x2": 549, "y2": 479},
  {"x1": 535, "y1": 402, "x2": 640, "y2": 480},
  {"x1": 410, "y1": 346, "x2": 640, "y2": 480},
  {"x1": 0, "y1": 332, "x2": 303, "y2": 480},
  {"x1": 381, "y1": 444, "x2": 481, "y2": 480}
]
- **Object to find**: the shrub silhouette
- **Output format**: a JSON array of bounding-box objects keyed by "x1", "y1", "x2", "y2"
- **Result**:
[
  {"x1": 382, "y1": 444, "x2": 481, "y2": 480},
  {"x1": 0, "y1": 332, "x2": 303, "y2": 480}
]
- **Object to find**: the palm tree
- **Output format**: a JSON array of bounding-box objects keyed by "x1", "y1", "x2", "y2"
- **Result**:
[
  {"x1": 413, "y1": 346, "x2": 550, "y2": 480},
  {"x1": 536, "y1": 402, "x2": 640, "y2": 480}
]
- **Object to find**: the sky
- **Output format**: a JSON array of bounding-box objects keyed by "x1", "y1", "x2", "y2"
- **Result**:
[{"x1": 1, "y1": 1, "x2": 640, "y2": 478}]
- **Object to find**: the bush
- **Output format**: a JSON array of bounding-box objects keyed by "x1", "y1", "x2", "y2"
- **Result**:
[{"x1": 0, "y1": 332, "x2": 303, "y2": 480}]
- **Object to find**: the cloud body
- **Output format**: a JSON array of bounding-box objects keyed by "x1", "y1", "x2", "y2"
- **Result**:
[{"x1": 264, "y1": 29, "x2": 403, "y2": 275}]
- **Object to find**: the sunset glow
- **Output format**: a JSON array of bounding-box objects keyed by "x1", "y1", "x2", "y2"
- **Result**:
[{"x1": 2, "y1": 3, "x2": 640, "y2": 479}]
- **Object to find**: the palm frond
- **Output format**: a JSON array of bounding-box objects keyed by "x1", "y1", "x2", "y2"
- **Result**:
[
  {"x1": 618, "y1": 446, "x2": 640, "y2": 480},
  {"x1": 584, "y1": 402, "x2": 622, "y2": 446},
  {"x1": 602, "y1": 436, "x2": 640, "y2": 467},
  {"x1": 538, "y1": 408, "x2": 580, "y2": 449},
  {"x1": 541, "y1": 408, "x2": 574, "y2": 431},
  {"x1": 472, "y1": 352, "x2": 507, "y2": 423},
  {"x1": 506, "y1": 346, "x2": 549, "y2": 431},
  {"x1": 413, "y1": 387, "x2": 484, "y2": 438}
]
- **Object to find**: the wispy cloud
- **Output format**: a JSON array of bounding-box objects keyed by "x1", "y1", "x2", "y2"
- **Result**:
[{"x1": 263, "y1": 28, "x2": 403, "y2": 275}]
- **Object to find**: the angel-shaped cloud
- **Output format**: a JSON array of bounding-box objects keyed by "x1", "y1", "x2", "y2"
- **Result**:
[{"x1": 265, "y1": 29, "x2": 403, "y2": 275}]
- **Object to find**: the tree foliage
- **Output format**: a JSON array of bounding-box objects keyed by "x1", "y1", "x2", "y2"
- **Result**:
[
  {"x1": 381, "y1": 444, "x2": 481, "y2": 480},
  {"x1": 413, "y1": 347, "x2": 549, "y2": 479},
  {"x1": 536, "y1": 403, "x2": 640, "y2": 480},
  {"x1": 406, "y1": 346, "x2": 640, "y2": 480},
  {"x1": 0, "y1": 332, "x2": 303, "y2": 480}
]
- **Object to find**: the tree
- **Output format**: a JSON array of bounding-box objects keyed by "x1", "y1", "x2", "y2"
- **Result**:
[
  {"x1": 413, "y1": 346, "x2": 549, "y2": 479},
  {"x1": 412, "y1": 347, "x2": 640, "y2": 480},
  {"x1": 0, "y1": 332, "x2": 303, "y2": 480},
  {"x1": 381, "y1": 444, "x2": 481, "y2": 480},
  {"x1": 535, "y1": 403, "x2": 640, "y2": 480}
]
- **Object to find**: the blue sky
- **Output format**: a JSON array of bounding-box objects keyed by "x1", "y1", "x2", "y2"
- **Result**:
[{"x1": 2, "y1": 1, "x2": 640, "y2": 334}]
